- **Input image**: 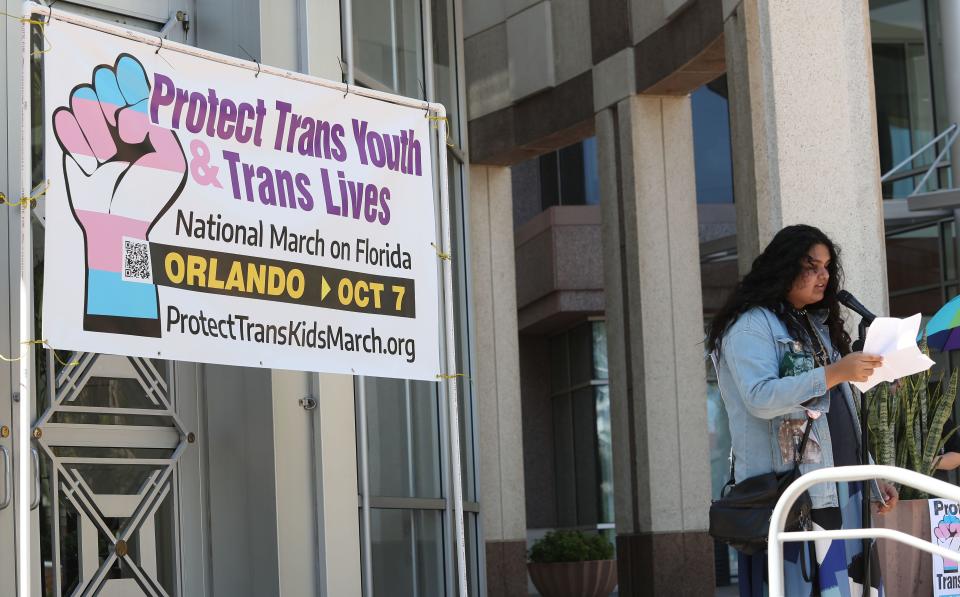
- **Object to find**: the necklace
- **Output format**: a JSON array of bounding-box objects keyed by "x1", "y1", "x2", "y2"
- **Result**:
[
  {"x1": 801, "y1": 316, "x2": 830, "y2": 366},
  {"x1": 785, "y1": 304, "x2": 830, "y2": 366}
]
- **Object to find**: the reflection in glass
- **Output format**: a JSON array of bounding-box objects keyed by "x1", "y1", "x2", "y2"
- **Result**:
[
  {"x1": 890, "y1": 286, "x2": 943, "y2": 318},
  {"x1": 365, "y1": 377, "x2": 443, "y2": 498},
  {"x1": 592, "y1": 321, "x2": 608, "y2": 380},
  {"x1": 595, "y1": 386, "x2": 614, "y2": 524},
  {"x1": 871, "y1": 0, "x2": 940, "y2": 197},
  {"x1": 549, "y1": 322, "x2": 613, "y2": 528},
  {"x1": 691, "y1": 81, "x2": 734, "y2": 204},
  {"x1": 466, "y1": 512, "x2": 479, "y2": 597},
  {"x1": 370, "y1": 509, "x2": 446, "y2": 597},
  {"x1": 432, "y1": 0, "x2": 459, "y2": 145},
  {"x1": 353, "y1": 0, "x2": 423, "y2": 98},
  {"x1": 886, "y1": 225, "x2": 941, "y2": 291},
  {"x1": 573, "y1": 388, "x2": 599, "y2": 525}
]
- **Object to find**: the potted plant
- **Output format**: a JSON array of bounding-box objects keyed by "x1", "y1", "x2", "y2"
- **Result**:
[
  {"x1": 527, "y1": 530, "x2": 617, "y2": 597},
  {"x1": 867, "y1": 343, "x2": 959, "y2": 596}
]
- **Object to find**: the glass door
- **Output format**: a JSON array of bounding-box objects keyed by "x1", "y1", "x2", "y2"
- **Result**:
[{"x1": 25, "y1": 3, "x2": 202, "y2": 595}]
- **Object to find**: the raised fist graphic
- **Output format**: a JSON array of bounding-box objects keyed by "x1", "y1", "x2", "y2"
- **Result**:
[
  {"x1": 53, "y1": 54, "x2": 186, "y2": 338},
  {"x1": 935, "y1": 515, "x2": 960, "y2": 572}
]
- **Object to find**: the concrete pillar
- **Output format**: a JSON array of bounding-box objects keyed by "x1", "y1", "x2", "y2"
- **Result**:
[
  {"x1": 725, "y1": 0, "x2": 889, "y2": 314},
  {"x1": 940, "y1": 0, "x2": 960, "y2": 172},
  {"x1": 596, "y1": 95, "x2": 713, "y2": 596},
  {"x1": 314, "y1": 373, "x2": 363, "y2": 596},
  {"x1": 469, "y1": 165, "x2": 528, "y2": 597}
]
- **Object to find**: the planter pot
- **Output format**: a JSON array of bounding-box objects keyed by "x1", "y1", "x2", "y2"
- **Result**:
[
  {"x1": 527, "y1": 560, "x2": 618, "y2": 597},
  {"x1": 873, "y1": 498, "x2": 931, "y2": 596}
]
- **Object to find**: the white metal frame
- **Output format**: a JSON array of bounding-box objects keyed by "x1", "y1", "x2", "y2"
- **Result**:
[
  {"x1": 768, "y1": 464, "x2": 960, "y2": 596},
  {"x1": 17, "y1": 3, "x2": 466, "y2": 597}
]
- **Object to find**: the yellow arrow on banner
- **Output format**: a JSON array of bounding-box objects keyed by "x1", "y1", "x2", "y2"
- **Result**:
[{"x1": 321, "y1": 275, "x2": 331, "y2": 301}]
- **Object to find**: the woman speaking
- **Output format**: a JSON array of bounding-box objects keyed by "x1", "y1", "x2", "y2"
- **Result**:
[{"x1": 707, "y1": 225, "x2": 898, "y2": 596}]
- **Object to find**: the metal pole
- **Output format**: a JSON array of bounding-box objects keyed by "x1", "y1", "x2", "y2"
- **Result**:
[
  {"x1": 860, "y1": 378, "x2": 872, "y2": 591},
  {"x1": 853, "y1": 319, "x2": 873, "y2": 590},
  {"x1": 357, "y1": 379, "x2": 373, "y2": 597},
  {"x1": 18, "y1": 11, "x2": 34, "y2": 597},
  {"x1": 340, "y1": 9, "x2": 375, "y2": 594},
  {"x1": 437, "y1": 113, "x2": 468, "y2": 597},
  {"x1": 342, "y1": 0, "x2": 355, "y2": 87},
  {"x1": 297, "y1": 0, "x2": 310, "y2": 74}
]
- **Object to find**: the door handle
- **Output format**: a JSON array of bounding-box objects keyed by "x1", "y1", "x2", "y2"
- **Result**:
[
  {"x1": 31, "y1": 448, "x2": 40, "y2": 510},
  {"x1": 0, "y1": 446, "x2": 9, "y2": 510}
]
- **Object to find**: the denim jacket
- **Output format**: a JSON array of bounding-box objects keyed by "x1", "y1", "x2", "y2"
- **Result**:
[{"x1": 712, "y1": 306, "x2": 878, "y2": 509}]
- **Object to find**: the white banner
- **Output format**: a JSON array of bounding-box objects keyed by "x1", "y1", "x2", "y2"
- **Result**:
[
  {"x1": 930, "y1": 498, "x2": 960, "y2": 595},
  {"x1": 41, "y1": 19, "x2": 441, "y2": 380}
]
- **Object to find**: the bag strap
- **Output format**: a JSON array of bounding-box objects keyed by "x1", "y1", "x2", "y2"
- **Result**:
[{"x1": 800, "y1": 537, "x2": 819, "y2": 585}]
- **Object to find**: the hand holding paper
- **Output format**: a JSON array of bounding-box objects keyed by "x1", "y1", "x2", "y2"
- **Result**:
[{"x1": 851, "y1": 313, "x2": 935, "y2": 392}]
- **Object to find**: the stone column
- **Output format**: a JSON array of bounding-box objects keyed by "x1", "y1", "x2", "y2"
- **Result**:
[
  {"x1": 469, "y1": 165, "x2": 528, "y2": 597},
  {"x1": 725, "y1": 0, "x2": 889, "y2": 313},
  {"x1": 596, "y1": 95, "x2": 713, "y2": 596}
]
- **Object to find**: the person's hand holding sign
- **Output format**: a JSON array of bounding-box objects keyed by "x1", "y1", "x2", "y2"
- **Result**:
[{"x1": 52, "y1": 54, "x2": 186, "y2": 337}]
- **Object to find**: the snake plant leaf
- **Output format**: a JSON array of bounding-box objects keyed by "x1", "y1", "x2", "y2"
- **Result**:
[{"x1": 921, "y1": 371, "x2": 957, "y2": 475}]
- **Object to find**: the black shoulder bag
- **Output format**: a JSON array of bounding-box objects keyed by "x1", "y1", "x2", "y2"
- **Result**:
[{"x1": 708, "y1": 417, "x2": 814, "y2": 555}]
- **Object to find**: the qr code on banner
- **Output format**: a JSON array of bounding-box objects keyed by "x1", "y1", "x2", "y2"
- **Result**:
[{"x1": 121, "y1": 238, "x2": 153, "y2": 284}]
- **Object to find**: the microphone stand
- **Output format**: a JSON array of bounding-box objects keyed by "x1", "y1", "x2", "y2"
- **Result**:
[{"x1": 852, "y1": 318, "x2": 873, "y2": 591}]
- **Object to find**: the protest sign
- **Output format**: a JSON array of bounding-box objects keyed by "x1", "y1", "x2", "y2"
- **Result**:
[
  {"x1": 930, "y1": 498, "x2": 960, "y2": 595},
  {"x1": 41, "y1": 19, "x2": 442, "y2": 380}
]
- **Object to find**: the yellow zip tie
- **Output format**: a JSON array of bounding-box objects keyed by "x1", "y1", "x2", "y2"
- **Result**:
[
  {"x1": 431, "y1": 242, "x2": 451, "y2": 261},
  {"x1": 2, "y1": 12, "x2": 53, "y2": 56},
  {"x1": 435, "y1": 373, "x2": 466, "y2": 381},
  {"x1": 2, "y1": 181, "x2": 49, "y2": 208},
  {"x1": 426, "y1": 114, "x2": 456, "y2": 149},
  {"x1": 0, "y1": 339, "x2": 79, "y2": 367}
]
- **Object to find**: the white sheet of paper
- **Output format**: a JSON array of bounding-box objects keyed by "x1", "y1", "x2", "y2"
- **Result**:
[{"x1": 851, "y1": 313, "x2": 935, "y2": 392}]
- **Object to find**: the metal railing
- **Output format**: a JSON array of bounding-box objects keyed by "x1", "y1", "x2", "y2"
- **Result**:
[
  {"x1": 768, "y1": 464, "x2": 960, "y2": 596},
  {"x1": 881, "y1": 123, "x2": 959, "y2": 196}
]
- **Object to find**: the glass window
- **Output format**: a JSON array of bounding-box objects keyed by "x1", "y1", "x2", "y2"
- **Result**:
[
  {"x1": 890, "y1": 286, "x2": 943, "y2": 318},
  {"x1": 431, "y1": 0, "x2": 460, "y2": 146},
  {"x1": 351, "y1": 0, "x2": 476, "y2": 592},
  {"x1": 591, "y1": 321, "x2": 608, "y2": 380},
  {"x1": 353, "y1": 0, "x2": 424, "y2": 98},
  {"x1": 533, "y1": 139, "x2": 601, "y2": 212},
  {"x1": 539, "y1": 152, "x2": 560, "y2": 210},
  {"x1": 595, "y1": 385, "x2": 614, "y2": 523},
  {"x1": 369, "y1": 509, "x2": 446, "y2": 597},
  {"x1": 558, "y1": 144, "x2": 586, "y2": 208},
  {"x1": 583, "y1": 137, "x2": 600, "y2": 206},
  {"x1": 886, "y1": 224, "x2": 941, "y2": 292},
  {"x1": 365, "y1": 377, "x2": 443, "y2": 498},
  {"x1": 871, "y1": 0, "x2": 945, "y2": 197},
  {"x1": 691, "y1": 79, "x2": 734, "y2": 204},
  {"x1": 465, "y1": 513, "x2": 480, "y2": 597},
  {"x1": 549, "y1": 321, "x2": 613, "y2": 528}
]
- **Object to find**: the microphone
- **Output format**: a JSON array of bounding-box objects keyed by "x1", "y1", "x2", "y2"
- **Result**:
[{"x1": 837, "y1": 290, "x2": 876, "y2": 326}]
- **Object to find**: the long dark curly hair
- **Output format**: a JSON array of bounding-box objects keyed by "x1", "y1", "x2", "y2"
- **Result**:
[{"x1": 706, "y1": 224, "x2": 851, "y2": 356}]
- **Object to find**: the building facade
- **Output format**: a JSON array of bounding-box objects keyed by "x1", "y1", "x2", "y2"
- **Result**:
[
  {"x1": 1, "y1": 0, "x2": 959, "y2": 596},
  {"x1": 1, "y1": 0, "x2": 480, "y2": 595},
  {"x1": 467, "y1": 0, "x2": 960, "y2": 594}
]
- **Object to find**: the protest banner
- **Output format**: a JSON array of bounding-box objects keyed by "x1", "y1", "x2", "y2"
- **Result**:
[
  {"x1": 40, "y1": 17, "x2": 442, "y2": 380},
  {"x1": 930, "y1": 498, "x2": 960, "y2": 595}
]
